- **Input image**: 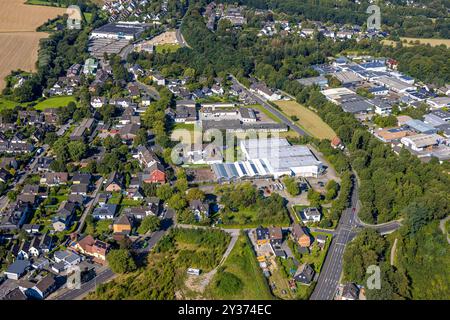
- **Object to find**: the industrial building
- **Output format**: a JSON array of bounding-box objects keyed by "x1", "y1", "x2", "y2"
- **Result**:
[
  {"x1": 90, "y1": 22, "x2": 148, "y2": 40},
  {"x1": 211, "y1": 138, "x2": 322, "y2": 181}
]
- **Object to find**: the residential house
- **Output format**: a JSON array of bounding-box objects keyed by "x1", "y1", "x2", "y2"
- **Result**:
[
  {"x1": 71, "y1": 235, "x2": 110, "y2": 264},
  {"x1": 0, "y1": 168, "x2": 12, "y2": 183},
  {"x1": 52, "y1": 250, "x2": 81, "y2": 272},
  {"x1": 36, "y1": 157, "x2": 54, "y2": 172},
  {"x1": 32, "y1": 258, "x2": 50, "y2": 270},
  {"x1": 151, "y1": 73, "x2": 166, "y2": 86},
  {"x1": 174, "y1": 105, "x2": 197, "y2": 123},
  {"x1": 52, "y1": 201, "x2": 77, "y2": 232},
  {"x1": 189, "y1": 200, "x2": 209, "y2": 221},
  {"x1": 113, "y1": 214, "x2": 133, "y2": 234},
  {"x1": 71, "y1": 184, "x2": 88, "y2": 196},
  {"x1": 125, "y1": 187, "x2": 144, "y2": 201},
  {"x1": 28, "y1": 274, "x2": 57, "y2": 300},
  {"x1": 141, "y1": 162, "x2": 166, "y2": 184},
  {"x1": 119, "y1": 123, "x2": 140, "y2": 141},
  {"x1": 22, "y1": 224, "x2": 40, "y2": 234},
  {"x1": 268, "y1": 226, "x2": 283, "y2": 246},
  {"x1": 0, "y1": 157, "x2": 18, "y2": 170},
  {"x1": 292, "y1": 224, "x2": 311, "y2": 247},
  {"x1": 104, "y1": 171, "x2": 123, "y2": 192},
  {"x1": 255, "y1": 226, "x2": 270, "y2": 245},
  {"x1": 301, "y1": 207, "x2": 321, "y2": 223},
  {"x1": 342, "y1": 283, "x2": 360, "y2": 300},
  {"x1": 91, "y1": 96, "x2": 107, "y2": 108},
  {"x1": 72, "y1": 173, "x2": 92, "y2": 185},
  {"x1": 315, "y1": 234, "x2": 327, "y2": 248},
  {"x1": 92, "y1": 203, "x2": 117, "y2": 220},
  {"x1": 123, "y1": 205, "x2": 157, "y2": 221},
  {"x1": 137, "y1": 145, "x2": 158, "y2": 169},
  {"x1": 40, "y1": 172, "x2": 69, "y2": 186},
  {"x1": 5, "y1": 260, "x2": 30, "y2": 280},
  {"x1": 250, "y1": 83, "x2": 281, "y2": 101},
  {"x1": 294, "y1": 263, "x2": 315, "y2": 285}
]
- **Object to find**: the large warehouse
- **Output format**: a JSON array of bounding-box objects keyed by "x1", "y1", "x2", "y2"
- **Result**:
[
  {"x1": 90, "y1": 22, "x2": 148, "y2": 40},
  {"x1": 211, "y1": 138, "x2": 323, "y2": 181}
]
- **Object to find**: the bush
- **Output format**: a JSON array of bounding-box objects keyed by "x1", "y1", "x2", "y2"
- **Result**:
[
  {"x1": 107, "y1": 249, "x2": 137, "y2": 274},
  {"x1": 137, "y1": 216, "x2": 161, "y2": 234},
  {"x1": 215, "y1": 271, "x2": 243, "y2": 296}
]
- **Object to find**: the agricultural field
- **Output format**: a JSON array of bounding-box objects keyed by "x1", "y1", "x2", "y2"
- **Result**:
[
  {"x1": 382, "y1": 37, "x2": 450, "y2": 48},
  {"x1": 0, "y1": 0, "x2": 65, "y2": 89},
  {"x1": 274, "y1": 100, "x2": 336, "y2": 140}
]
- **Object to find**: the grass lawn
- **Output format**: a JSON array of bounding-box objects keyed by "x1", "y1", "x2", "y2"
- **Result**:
[
  {"x1": 121, "y1": 198, "x2": 143, "y2": 207},
  {"x1": 274, "y1": 100, "x2": 336, "y2": 140},
  {"x1": 108, "y1": 192, "x2": 123, "y2": 205},
  {"x1": 25, "y1": 0, "x2": 67, "y2": 6},
  {"x1": 84, "y1": 12, "x2": 93, "y2": 23},
  {"x1": 207, "y1": 234, "x2": 274, "y2": 300},
  {"x1": 0, "y1": 98, "x2": 21, "y2": 110},
  {"x1": 34, "y1": 96, "x2": 76, "y2": 110},
  {"x1": 156, "y1": 44, "x2": 181, "y2": 54}
]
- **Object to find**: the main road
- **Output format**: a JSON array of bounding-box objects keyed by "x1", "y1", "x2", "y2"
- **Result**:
[
  {"x1": 310, "y1": 176, "x2": 359, "y2": 300},
  {"x1": 310, "y1": 176, "x2": 402, "y2": 300}
]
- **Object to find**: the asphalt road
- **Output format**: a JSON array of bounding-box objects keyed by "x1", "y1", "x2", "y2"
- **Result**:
[
  {"x1": 176, "y1": 28, "x2": 189, "y2": 47},
  {"x1": 310, "y1": 177, "x2": 359, "y2": 300},
  {"x1": 310, "y1": 176, "x2": 402, "y2": 300},
  {"x1": 54, "y1": 268, "x2": 115, "y2": 300}
]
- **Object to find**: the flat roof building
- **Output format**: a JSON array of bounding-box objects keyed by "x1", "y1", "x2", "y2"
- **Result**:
[
  {"x1": 401, "y1": 133, "x2": 444, "y2": 151},
  {"x1": 212, "y1": 138, "x2": 322, "y2": 180},
  {"x1": 91, "y1": 22, "x2": 147, "y2": 40}
]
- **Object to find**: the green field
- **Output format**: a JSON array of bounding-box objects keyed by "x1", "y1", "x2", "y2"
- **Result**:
[
  {"x1": 207, "y1": 233, "x2": 274, "y2": 300},
  {"x1": 0, "y1": 98, "x2": 20, "y2": 110},
  {"x1": 274, "y1": 100, "x2": 336, "y2": 140},
  {"x1": 34, "y1": 96, "x2": 76, "y2": 110},
  {"x1": 156, "y1": 44, "x2": 181, "y2": 54},
  {"x1": 25, "y1": 0, "x2": 67, "y2": 7}
]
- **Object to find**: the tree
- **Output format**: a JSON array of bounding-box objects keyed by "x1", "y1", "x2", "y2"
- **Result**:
[
  {"x1": 106, "y1": 249, "x2": 137, "y2": 274},
  {"x1": 168, "y1": 193, "x2": 187, "y2": 211},
  {"x1": 68, "y1": 141, "x2": 87, "y2": 162},
  {"x1": 282, "y1": 176, "x2": 300, "y2": 196},
  {"x1": 138, "y1": 216, "x2": 161, "y2": 234},
  {"x1": 325, "y1": 180, "x2": 339, "y2": 201},
  {"x1": 156, "y1": 184, "x2": 173, "y2": 201},
  {"x1": 186, "y1": 188, "x2": 206, "y2": 202},
  {"x1": 307, "y1": 188, "x2": 322, "y2": 207}
]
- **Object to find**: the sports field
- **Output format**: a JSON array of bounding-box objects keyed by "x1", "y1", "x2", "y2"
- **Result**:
[{"x1": 274, "y1": 100, "x2": 336, "y2": 140}]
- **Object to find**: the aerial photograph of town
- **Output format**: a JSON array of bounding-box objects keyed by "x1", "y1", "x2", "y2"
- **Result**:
[{"x1": 0, "y1": 0, "x2": 448, "y2": 310}]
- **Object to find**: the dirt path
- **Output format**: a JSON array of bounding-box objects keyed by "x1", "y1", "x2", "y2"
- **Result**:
[
  {"x1": 390, "y1": 238, "x2": 398, "y2": 266},
  {"x1": 184, "y1": 228, "x2": 240, "y2": 293},
  {"x1": 439, "y1": 216, "x2": 450, "y2": 244}
]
